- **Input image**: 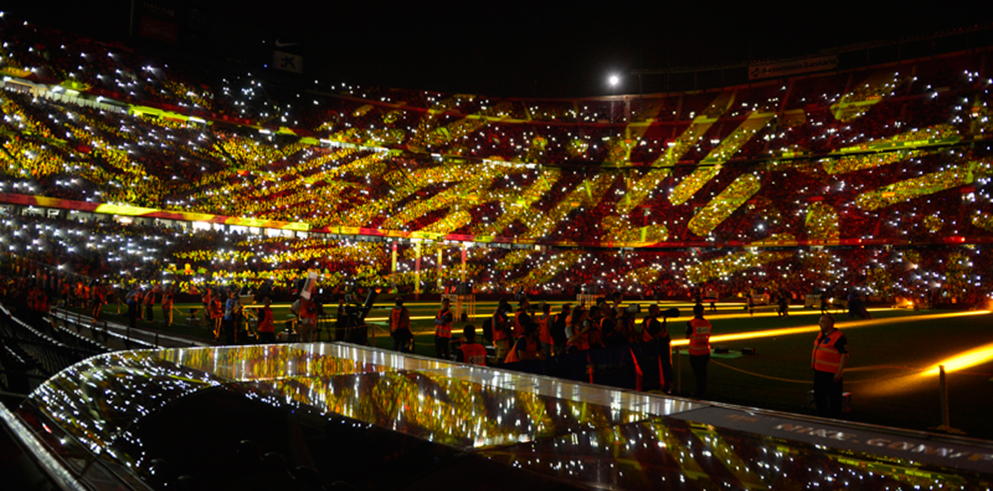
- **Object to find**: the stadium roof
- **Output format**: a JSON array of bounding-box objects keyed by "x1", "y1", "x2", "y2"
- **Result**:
[{"x1": 6, "y1": 1, "x2": 990, "y2": 98}]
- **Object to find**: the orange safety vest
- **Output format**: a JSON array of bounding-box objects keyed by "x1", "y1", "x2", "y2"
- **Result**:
[
  {"x1": 812, "y1": 329, "x2": 845, "y2": 373},
  {"x1": 390, "y1": 307, "x2": 409, "y2": 333},
  {"x1": 459, "y1": 342, "x2": 487, "y2": 365},
  {"x1": 570, "y1": 326, "x2": 590, "y2": 351},
  {"x1": 210, "y1": 299, "x2": 223, "y2": 319},
  {"x1": 492, "y1": 311, "x2": 509, "y2": 341},
  {"x1": 688, "y1": 318, "x2": 712, "y2": 355},
  {"x1": 435, "y1": 308, "x2": 452, "y2": 338},
  {"x1": 506, "y1": 335, "x2": 539, "y2": 362},
  {"x1": 258, "y1": 307, "x2": 275, "y2": 333},
  {"x1": 538, "y1": 314, "x2": 551, "y2": 345},
  {"x1": 505, "y1": 338, "x2": 521, "y2": 363}
]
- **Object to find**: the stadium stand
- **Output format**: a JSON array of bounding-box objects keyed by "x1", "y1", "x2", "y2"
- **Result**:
[{"x1": 0, "y1": 15, "x2": 990, "y2": 304}]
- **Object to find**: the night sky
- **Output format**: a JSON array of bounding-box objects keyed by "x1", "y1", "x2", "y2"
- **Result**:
[{"x1": 6, "y1": 1, "x2": 991, "y2": 97}]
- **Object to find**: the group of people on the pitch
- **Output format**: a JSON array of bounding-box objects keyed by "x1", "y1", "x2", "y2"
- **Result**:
[{"x1": 388, "y1": 294, "x2": 850, "y2": 416}]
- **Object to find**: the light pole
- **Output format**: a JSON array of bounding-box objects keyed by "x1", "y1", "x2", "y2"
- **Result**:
[{"x1": 607, "y1": 74, "x2": 620, "y2": 122}]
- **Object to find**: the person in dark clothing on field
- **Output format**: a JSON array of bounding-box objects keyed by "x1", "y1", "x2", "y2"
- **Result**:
[
  {"x1": 641, "y1": 305, "x2": 672, "y2": 393},
  {"x1": 126, "y1": 286, "x2": 139, "y2": 329}
]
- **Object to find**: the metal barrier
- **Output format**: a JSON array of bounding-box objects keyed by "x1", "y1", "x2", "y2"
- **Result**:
[
  {"x1": 576, "y1": 294, "x2": 604, "y2": 307},
  {"x1": 441, "y1": 294, "x2": 475, "y2": 322}
]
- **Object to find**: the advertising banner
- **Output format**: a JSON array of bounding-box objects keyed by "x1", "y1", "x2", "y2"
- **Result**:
[{"x1": 749, "y1": 55, "x2": 838, "y2": 80}]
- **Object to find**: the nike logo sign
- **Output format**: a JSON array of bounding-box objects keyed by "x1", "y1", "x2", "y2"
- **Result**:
[{"x1": 275, "y1": 40, "x2": 299, "y2": 47}]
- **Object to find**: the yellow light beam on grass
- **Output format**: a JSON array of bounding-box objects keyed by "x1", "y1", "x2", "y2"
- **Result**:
[
  {"x1": 702, "y1": 307, "x2": 892, "y2": 321},
  {"x1": 671, "y1": 310, "x2": 991, "y2": 347},
  {"x1": 670, "y1": 326, "x2": 819, "y2": 347},
  {"x1": 922, "y1": 338, "x2": 993, "y2": 377}
]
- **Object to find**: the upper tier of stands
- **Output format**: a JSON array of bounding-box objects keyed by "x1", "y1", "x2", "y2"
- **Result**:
[{"x1": 0, "y1": 16, "x2": 991, "y2": 250}]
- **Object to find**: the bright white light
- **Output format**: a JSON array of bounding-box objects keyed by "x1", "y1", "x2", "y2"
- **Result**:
[{"x1": 608, "y1": 75, "x2": 620, "y2": 87}]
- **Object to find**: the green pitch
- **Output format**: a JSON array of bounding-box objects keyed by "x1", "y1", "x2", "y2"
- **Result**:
[{"x1": 69, "y1": 300, "x2": 993, "y2": 438}]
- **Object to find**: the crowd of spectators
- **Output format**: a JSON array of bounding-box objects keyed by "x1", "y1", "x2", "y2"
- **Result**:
[
  {"x1": 1, "y1": 82, "x2": 982, "y2": 246},
  {"x1": 3, "y1": 211, "x2": 991, "y2": 309},
  {"x1": 0, "y1": 14, "x2": 992, "y2": 307}
]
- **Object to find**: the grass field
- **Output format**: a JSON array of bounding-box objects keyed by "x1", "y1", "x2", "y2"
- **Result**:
[{"x1": 73, "y1": 299, "x2": 993, "y2": 438}]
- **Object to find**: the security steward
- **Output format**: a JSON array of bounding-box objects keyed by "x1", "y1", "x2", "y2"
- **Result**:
[
  {"x1": 456, "y1": 325, "x2": 487, "y2": 366},
  {"x1": 390, "y1": 297, "x2": 413, "y2": 353},
  {"x1": 685, "y1": 304, "x2": 712, "y2": 397},
  {"x1": 491, "y1": 300, "x2": 512, "y2": 362},
  {"x1": 434, "y1": 298, "x2": 454, "y2": 359},
  {"x1": 812, "y1": 314, "x2": 848, "y2": 417},
  {"x1": 258, "y1": 297, "x2": 276, "y2": 344}
]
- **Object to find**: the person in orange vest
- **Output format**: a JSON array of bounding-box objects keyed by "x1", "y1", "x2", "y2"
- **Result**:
[
  {"x1": 27, "y1": 287, "x2": 41, "y2": 313},
  {"x1": 33, "y1": 288, "x2": 49, "y2": 314},
  {"x1": 505, "y1": 322, "x2": 541, "y2": 363},
  {"x1": 685, "y1": 304, "x2": 712, "y2": 397},
  {"x1": 390, "y1": 297, "x2": 413, "y2": 353},
  {"x1": 80, "y1": 283, "x2": 90, "y2": 310},
  {"x1": 812, "y1": 314, "x2": 848, "y2": 417},
  {"x1": 26, "y1": 288, "x2": 36, "y2": 313},
  {"x1": 434, "y1": 297, "x2": 454, "y2": 359},
  {"x1": 537, "y1": 302, "x2": 553, "y2": 357},
  {"x1": 456, "y1": 325, "x2": 487, "y2": 366},
  {"x1": 298, "y1": 295, "x2": 318, "y2": 342},
  {"x1": 257, "y1": 297, "x2": 276, "y2": 344},
  {"x1": 40, "y1": 289, "x2": 50, "y2": 314},
  {"x1": 491, "y1": 299, "x2": 512, "y2": 362},
  {"x1": 161, "y1": 286, "x2": 174, "y2": 327},
  {"x1": 513, "y1": 298, "x2": 531, "y2": 338},
  {"x1": 210, "y1": 294, "x2": 224, "y2": 340},
  {"x1": 91, "y1": 283, "x2": 105, "y2": 321},
  {"x1": 74, "y1": 282, "x2": 84, "y2": 308},
  {"x1": 566, "y1": 307, "x2": 591, "y2": 352},
  {"x1": 144, "y1": 286, "x2": 156, "y2": 322}
]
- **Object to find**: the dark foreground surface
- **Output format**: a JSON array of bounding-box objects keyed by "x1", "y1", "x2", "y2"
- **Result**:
[{"x1": 3, "y1": 343, "x2": 993, "y2": 490}]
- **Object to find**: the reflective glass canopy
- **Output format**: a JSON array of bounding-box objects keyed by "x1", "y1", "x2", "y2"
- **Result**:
[{"x1": 15, "y1": 343, "x2": 993, "y2": 490}]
